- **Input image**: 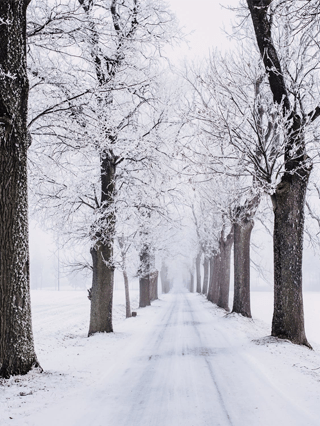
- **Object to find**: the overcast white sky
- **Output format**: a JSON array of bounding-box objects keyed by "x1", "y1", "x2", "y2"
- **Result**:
[{"x1": 166, "y1": 0, "x2": 241, "y2": 61}]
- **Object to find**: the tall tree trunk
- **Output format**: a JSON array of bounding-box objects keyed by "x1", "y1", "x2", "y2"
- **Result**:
[
  {"x1": 123, "y1": 269, "x2": 131, "y2": 318},
  {"x1": 149, "y1": 252, "x2": 158, "y2": 302},
  {"x1": 139, "y1": 277, "x2": 150, "y2": 307},
  {"x1": 217, "y1": 228, "x2": 234, "y2": 311},
  {"x1": 207, "y1": 256, "x2": 214, "y2": 302},
  {"x1": 207, "y1": 252, "x2": 220, "y2": 304},
  {"x1": 189, "y1": 271, "x2": 194, "y2": 293},
  {"x1": 246, "y1": 0, "x2": 312, "y2": 346},
  {"x1": 231, "y1": 196, "x2": 260, "y2": 317},
  {"x1": 0, "y1": 0, "x2": 40, "y2": 378},
  {"x1": 88, "y1": 154, "x2": 116, "y2": 335},
  {"x1": 117, "y1": 236, "x2": 131, "y2": 318},
  {"x1": 202, "y1": 257, "x2": 209, "y2": 296},
  {"x1": 211, "y1": 253, "x2": 221, "y2": 304},
  {"x1": 160, "y1": 262, "x2": 170, "y2": 293},
  {"x1": 88, "y1": 244, "x2": 114, "y2": 335},
  {"x1": 232, "y1": 219, "x2": 253, "y2": 317},
  {"x1": 271, "y1": 174, "x2": 310, "y2": 346},
  {"x1": 139, "y1": 243, "x2": 151, "y2": 308},
  {"x1": 195, "y1": 251, "x2": 202, "y2": 293},
  {"x1": 149, "y1": 271, "x2": 158, "y2": 302}
]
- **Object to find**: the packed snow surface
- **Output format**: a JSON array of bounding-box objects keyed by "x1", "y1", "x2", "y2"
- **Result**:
[{"x1": 1, "y1": 288, "x2": 320, "y2": 425}]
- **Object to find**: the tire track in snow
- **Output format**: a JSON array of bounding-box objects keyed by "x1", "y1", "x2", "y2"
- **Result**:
[
  {"x1": 116, "y1": 289, "x2": 233, "y2": 426},
  {"x1": 184, "y1": 292, "x2": 320, "y2": 426},
  {"x1": 183, "y1": 292, "x2": 233, "y2": 426}
]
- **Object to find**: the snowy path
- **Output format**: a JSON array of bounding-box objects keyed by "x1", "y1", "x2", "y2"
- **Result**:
[{"x1": 27, "y1": 289, "x2": 320, "y2": 426}]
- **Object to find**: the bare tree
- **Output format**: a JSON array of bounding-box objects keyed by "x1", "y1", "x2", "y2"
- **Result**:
[
  {"x1": 27, "y1": 0, "x2": 178, "y2": 334},
  {"x1": 245, "y1": 0, "x2": 320, "y2": 347}
]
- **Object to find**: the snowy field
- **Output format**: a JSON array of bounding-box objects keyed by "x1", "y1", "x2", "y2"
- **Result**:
[{"x1": 1, "y1": 289, "x2": 320, "y2": 425}]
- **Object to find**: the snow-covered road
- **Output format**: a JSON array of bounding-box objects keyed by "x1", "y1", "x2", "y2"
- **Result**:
[{"x1": 26, "y1": 289, "x2": 320, "y2": 426}]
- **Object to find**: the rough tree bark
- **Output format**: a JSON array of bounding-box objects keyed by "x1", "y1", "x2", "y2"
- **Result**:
[
  {"x1": 231, "y1": 194, "x2": 260, "y2": 317},
  {"x1": 232, "y1": 219, "x2": 253, "y2": 317},
  {"x1": 207, "y1": 252, "x2": 220, "y2": 304},
  {"x1": 217, "y1": 228, "x2": 234, "y2": 311},
  {"x1": 139, "y1": 279, "x2": 150, "y2": 308},
  {"x1": 207, "y1": 256, "x2": 214, "y2": 302},
  {"x1": 195, "y1": 251, "x2": 202, "y2": 293},
  {"x1": 88, "y1": 243, "x2": 114, "y2": 334},
  {"x1": 149, "y1": 271, "x2": 159, "y2": 302},
  {"x1": 149, "y1": 252, "x2": 158, "y2": 302},
  {"x1": 0, "y1": 0, "x2": 40, "y2": 378},
  {"x1": 246, "y1": 0, "x2": 313, "y2": 346},
  {"x1": 202, "y1": 257, "x2": 209, "y2": 296},
  {"x1": 88, "y1": 156, "x2": 116, "y2": 335},
  {"x1": 139, "y1": 243, "x2": 151, "y2": 308},
  {"x1": 271, "y1": 174, "x2": 310, "y2": 345}
]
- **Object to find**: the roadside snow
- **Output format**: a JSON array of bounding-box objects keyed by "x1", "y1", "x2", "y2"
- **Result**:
[
  {"x1": 0, "y1": 289, "x2": 320, "y2": 425},
  {"x1": 249, "y1": 291, "x2": 320, "y2": 349}
]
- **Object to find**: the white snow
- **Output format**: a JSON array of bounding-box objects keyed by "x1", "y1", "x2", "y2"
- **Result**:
[{"x1": 1, "y1": 288, "x2": 320, "y2": 425}]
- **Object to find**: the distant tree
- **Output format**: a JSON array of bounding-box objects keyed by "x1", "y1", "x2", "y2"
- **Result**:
[
  {"x1": 160, "y1": 261, "x2": 171, "y2": 293},
  {"x1": 138, "y1": 231, "x2": 158, "y2": 307},
  {"x1": 195, "y1": 250, "x2": 202, "y2": 293},
  {"x1": 217, "y1": 224, "x2": 234, "y2": 311},
  {"x1": 117, "y1": 234, "x2": 134, "y2": 318},
  {"x1": 202, "y1": 256, "x2": 209, "y2": 296},
  {"x1": 191, "y1": 206, "x2": 203, "y2": 294},
  {"x1": 189, "y1": 178, "x2": 235, "y2": 311},
  {"x1": 188, "y1": 266, "x2": 195, "y2": 293},
  {"x1": 0, "y1": 0, "x2": 41, "y2": 378}
]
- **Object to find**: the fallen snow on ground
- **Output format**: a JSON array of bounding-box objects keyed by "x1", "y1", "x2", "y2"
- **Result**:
[
  {"x1": 1, "y1": 289, "x2": 320, "y2": 425},
  {"x1": 249, "y1": 291, "x2": 320, "y2": 348}
]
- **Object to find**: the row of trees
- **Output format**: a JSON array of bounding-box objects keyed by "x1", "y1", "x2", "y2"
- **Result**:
[
  {"x1": 180, "y1": 0, "x2": 320, "y2": 349},
  {"x1": 1, "y1": 0, "x2": 320, "y2": 378}
]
